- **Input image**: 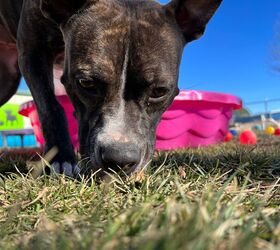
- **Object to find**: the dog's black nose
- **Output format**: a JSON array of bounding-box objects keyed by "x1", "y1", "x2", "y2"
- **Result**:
[{"x1": 100, "y1": 143, "x2": 140, "y2": 171}]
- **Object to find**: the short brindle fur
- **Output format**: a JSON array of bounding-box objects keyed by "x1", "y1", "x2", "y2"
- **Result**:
[{"x1": 0, "y1": 0, "x2": 222, "y2": 178}]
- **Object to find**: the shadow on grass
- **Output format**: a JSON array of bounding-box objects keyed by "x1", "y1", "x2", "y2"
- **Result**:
[
  {"x1": 1, "y1": 139, "x2": 280, "y2": 181},
  {"x1": 152, "y1": 141, "x2": 280, "y2": 181},
  {"x1": 0, "y1": 148, "x2": 42, "y2": 175}
]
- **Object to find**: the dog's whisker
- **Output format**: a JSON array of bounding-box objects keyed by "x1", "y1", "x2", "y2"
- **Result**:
[{"x1": 77, "y1": 157, "x2": 90, "y2": 166}]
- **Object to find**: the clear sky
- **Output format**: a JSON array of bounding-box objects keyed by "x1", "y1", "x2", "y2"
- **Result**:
[
  {"x1": 19, "y1": 0, "x2": 280, "y2": 114},
  {"x1": 159, "y1": 0, "x2": 280, "y2": 114}
]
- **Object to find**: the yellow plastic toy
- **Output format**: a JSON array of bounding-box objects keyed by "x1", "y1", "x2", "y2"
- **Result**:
[{"x1": 265, "y1": 126, "x2": 275, "y2": 135}]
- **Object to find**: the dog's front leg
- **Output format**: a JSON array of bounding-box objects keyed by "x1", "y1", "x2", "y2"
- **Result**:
[
  {"x1": 18, "y1": 50, "x2": 79, "y2": 177},
  {"x1": 17, "y1": 17, "x2": 78, "y2": 178}
]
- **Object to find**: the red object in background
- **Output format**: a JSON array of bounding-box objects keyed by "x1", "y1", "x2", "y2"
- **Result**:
[
  {"x1": 274, "y1": 128, "x2": 280, "y2": 136},
  {"x1": 224, "y1": 131, "x2": 233, "y2": 142},
  {"x1": 239, "y1": 130, "x2": 257, "y2": 145},
  {"x1": 19, "y1": 96, "x2": 79, "y2": 149}
]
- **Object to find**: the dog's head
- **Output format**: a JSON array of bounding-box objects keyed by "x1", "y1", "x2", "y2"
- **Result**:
[{"x1": 41, "y1": 0, "x2": 222, "y2": 176}]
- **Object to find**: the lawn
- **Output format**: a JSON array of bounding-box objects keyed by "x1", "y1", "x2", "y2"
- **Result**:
[{"x1": 0, "y1": 138, "x2": 279, "y2": 250}]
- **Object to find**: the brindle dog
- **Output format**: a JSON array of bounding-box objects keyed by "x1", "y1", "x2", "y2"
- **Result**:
[{"x1": 0, "y1": 0, "x2": 223, "y2": 178}]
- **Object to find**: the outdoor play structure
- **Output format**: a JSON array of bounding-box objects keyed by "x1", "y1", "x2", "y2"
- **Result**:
[
  {"x1": 19, "y1": 90, "x2": 242, "y2": 150},
  {"x1": 0, "y1": 92, "x2": 36, "y2": 147}
]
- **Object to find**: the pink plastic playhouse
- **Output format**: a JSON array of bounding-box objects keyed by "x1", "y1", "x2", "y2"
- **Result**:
[{"x1": 19, "y1": 90, "x2": 242, "y2": 150}]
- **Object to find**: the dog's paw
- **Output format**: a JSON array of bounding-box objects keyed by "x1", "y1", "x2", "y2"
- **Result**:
[{"x1": 51, "y1": 162, "x2": 81, "y2": 179}]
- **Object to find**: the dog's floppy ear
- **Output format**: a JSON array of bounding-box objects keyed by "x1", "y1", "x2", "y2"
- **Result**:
[
  {"x1": 165, "y1": 0, "x2": 223, "y2": 43},
  {"x1": 40, "y1": 0, "x2": 88, "y2": 24}
]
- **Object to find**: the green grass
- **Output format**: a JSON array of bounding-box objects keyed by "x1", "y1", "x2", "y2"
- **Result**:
[{"x1": 0, "y1": 139, "x2": 279, "y2": 250}]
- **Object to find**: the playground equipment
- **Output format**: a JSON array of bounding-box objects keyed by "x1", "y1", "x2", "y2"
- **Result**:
[
  {"x1": 156, "y1": 91, "x2": 242, "y2": 149},
  {"x1": 0, "y1": 129, "x2": 34, "y2": 148},
  {"x1": 5, "y1": 110, "x2": 17, "y2": 126},
  {"x1": 245, "y1": 97, "x2": 280, "y2": 130},
  {"x1": 261, "y1": 114, "x2": 280, "y2": 131},
  {"x1": 19, "y1": 95, "x2": 78, "y2": 148},
  {"x1": 19, "y1": 90, "x2": 242, "y2": 150}
]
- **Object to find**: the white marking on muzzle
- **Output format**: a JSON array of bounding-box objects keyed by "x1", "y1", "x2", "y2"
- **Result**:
[
  {"x1": 118, "y1": 45, "x2": 130, "y2": 123},
  {"x1": 98, "y1": 45, "x2": 130, "y2": 144}
]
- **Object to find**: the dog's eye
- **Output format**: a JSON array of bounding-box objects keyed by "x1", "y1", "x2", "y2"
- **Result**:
[
  {"x1": 78, "y1": 79, "x2": 95, "y2": 89},
  {"x1": 149, "y1": 87, "x2": 169, "y2": 102}
]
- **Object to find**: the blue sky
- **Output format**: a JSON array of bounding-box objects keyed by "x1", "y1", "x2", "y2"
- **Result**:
[{"x1": 19, "y1": 0, "x2": 280, "y2": 114}]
